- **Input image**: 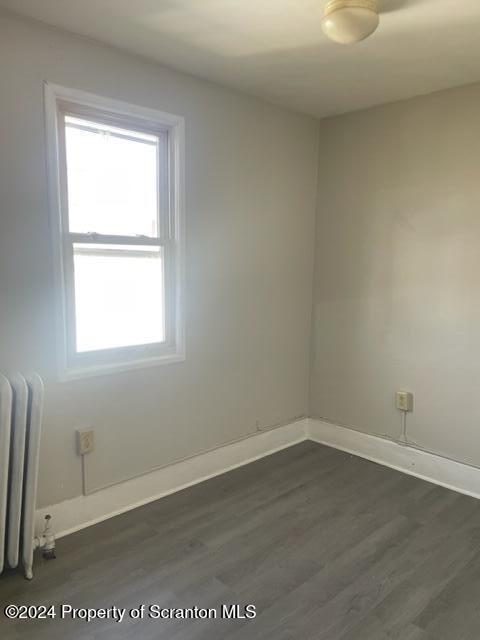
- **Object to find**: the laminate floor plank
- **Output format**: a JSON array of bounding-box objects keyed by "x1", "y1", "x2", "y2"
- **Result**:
[{"x1": 1, "y1": 441, "x2": 480, "y2": 639}]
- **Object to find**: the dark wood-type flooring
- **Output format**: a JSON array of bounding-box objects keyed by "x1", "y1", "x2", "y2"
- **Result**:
[{"x1": 2, "y1": 441, "x2": 480, "y2": 639}]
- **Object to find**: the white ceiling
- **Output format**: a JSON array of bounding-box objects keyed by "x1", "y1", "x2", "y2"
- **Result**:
[{"x1": 2, "y1": 0, "x2": 480, "y2": 117}]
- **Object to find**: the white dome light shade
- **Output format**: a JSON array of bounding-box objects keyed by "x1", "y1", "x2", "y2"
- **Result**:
[{"x1": 322, "y1": 0, "x2": 379, "y2": 45}]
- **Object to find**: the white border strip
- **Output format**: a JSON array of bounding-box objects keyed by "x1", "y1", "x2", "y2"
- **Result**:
[
  {"x1": 35, "y1": 419, "x2": 308, "y2": 538},
  {"x1": 308, "y1": 418, "x2": 480, "y2": 500},
  {"x1": 36, "y1": 417, "x2": 480, "y2": 541}
]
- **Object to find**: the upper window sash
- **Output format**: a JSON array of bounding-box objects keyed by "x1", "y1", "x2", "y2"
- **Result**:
[{"x1": 57, "y1": 105, "x2": 172, "y2": 242}]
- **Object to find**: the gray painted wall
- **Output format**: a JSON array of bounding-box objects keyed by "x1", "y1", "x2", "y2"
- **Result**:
[
  {"x1": 0, "y1": 11, "x2": 319, "y2": 506},
  {"x1": 310, "y1": 82, "x2": 480, "y2": 468},
  {"x1": 4, "y1": 7, "x2": 480, "y2": 509}
]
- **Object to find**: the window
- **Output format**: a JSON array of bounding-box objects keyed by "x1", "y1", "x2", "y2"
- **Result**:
[{"x1": 45, "y1": 84, "x2": 185, "y2": 379}]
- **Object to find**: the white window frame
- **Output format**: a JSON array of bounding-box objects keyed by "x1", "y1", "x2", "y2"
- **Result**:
[{"x1": 44, "y1": 82, "x2": 185, "y2": 381}]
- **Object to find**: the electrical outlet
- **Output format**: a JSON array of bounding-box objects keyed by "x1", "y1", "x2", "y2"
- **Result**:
[
  {"x1": 77, "y1": 429, "x2": 94, "y2": 455},
  {"x1": 395, "y1": 391, "x2": 414, "y2": 412}
]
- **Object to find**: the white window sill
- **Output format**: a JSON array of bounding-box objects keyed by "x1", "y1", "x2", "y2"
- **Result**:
[{"x1": 59, "y1": 351, "x2": 185, "y2": 382}]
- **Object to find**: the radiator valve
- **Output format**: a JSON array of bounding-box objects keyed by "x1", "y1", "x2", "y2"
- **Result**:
[{"x1": 34, "y1": 514, "x2": 56, "y2": 561}]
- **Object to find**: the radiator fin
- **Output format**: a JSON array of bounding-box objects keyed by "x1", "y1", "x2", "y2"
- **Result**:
[
  {"x1": 0, "y1": 373, "x2": 43, "y2": 579},
  {"x1": 7, "y1": 374, "x2": 29, "y2": 569},
  {"x1": 0, "y1": 374, "x2": 12, "y2": 574}
]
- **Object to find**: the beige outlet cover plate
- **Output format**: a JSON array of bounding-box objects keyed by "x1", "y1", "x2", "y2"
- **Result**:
[
  {"x1": 77, "y1": 429, "x2": 94, "y2": 455},
  {"x1": 395, "y1": 391, "x2": 414, "y2": 412}
]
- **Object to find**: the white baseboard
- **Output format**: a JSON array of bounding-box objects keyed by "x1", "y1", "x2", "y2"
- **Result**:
[
  {"x1": 35, "y1": 419, "x2": 308, "y2": 539},
  {"x1": 36, "y1": 417, "x2": 480, "y2": 541},
  {"x1": 308, "y1": 418, "x2": 480, "y2": 501}
]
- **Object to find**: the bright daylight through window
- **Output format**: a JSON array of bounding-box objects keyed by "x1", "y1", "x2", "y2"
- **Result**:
[
  {"x1": 47, "y1": 86, "x2": 184, "y2": 378},
  {"x1": 65, "y1": 117, "x2": 165, "y2": 353}
]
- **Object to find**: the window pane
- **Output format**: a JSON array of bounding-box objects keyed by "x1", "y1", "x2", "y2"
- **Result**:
[
  {"x1": 65, "y1": 116, "x2": 159, "y2": 236},
  {"x1": 73, "y1": 244, "x2": 165, "y2": 352}
]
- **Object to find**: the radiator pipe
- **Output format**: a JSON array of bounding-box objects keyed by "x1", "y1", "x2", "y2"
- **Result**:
[{"x1": 30, "y1": 514, "x2": 56, "y2": 577}]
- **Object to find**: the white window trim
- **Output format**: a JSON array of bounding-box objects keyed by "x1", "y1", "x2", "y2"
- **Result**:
[{"x1": 44, "y1": 82, "x2": 185, "y2": 381}]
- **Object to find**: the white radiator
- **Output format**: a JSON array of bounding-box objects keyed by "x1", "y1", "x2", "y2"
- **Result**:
[{"x1": 0, "y1": 373, "x2": 44, "y2": 580}]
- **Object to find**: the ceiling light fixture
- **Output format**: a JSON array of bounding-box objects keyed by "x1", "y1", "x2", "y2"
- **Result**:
[{"x1": 322, "y1": 0, "x2": 379, "y2": 45}]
